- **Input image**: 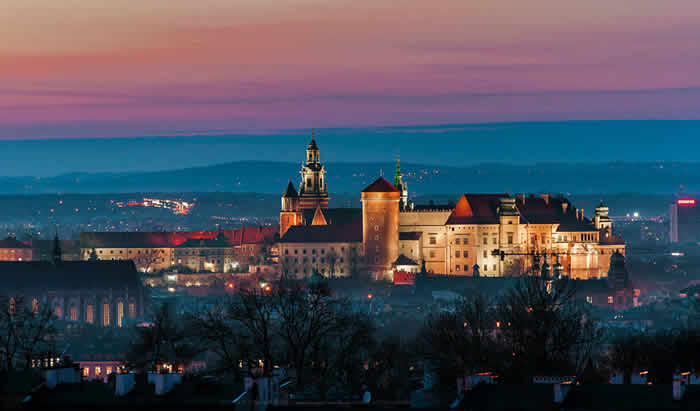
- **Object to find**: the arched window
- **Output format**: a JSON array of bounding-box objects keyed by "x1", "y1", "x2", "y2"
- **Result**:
[
  {"x1": 86, "y1": 304, "x2": 94, "y2": 324},
  {"x1": 103, "y1": 302, "x2": 110, "y2": 326},
  {"x1": 117, "y1": 301, "x2": 124, "y2": 327},
  {"x1": 70, "y1": 306, "x2": 78, "y2": 322}
]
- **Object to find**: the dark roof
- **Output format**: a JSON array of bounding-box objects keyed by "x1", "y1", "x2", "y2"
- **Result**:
[
  {"x1": 301, "y1": 208, "x2": 362, "y2": 226},
  {"x1": 282, "y1": 180, "x2": 298, "y2": 198},
  {"x1": 0, "y1": 261, "x2": 141, "y2": 291},
  {"x1": 444, "y1": 193, "x2": 600, "y2": 230},
  {"x1": 399, "y1": 231, "x2": 422, "y2": 241},
  {"x1": 394, "y1": 255, "x2": 419, "y2": 266},
  {"x1": 562, "y1": 384, "x2": 696, "y2": 410},
  {"x1": 410, "y1": 203, "x2": 454, "y2": 211},
  {"x1": 175, "y1": 234, "x2": 230, "y2": 248},
  {"x1": 362, "y1": 177, "x2": 400, "y2": 193},
  {"x1": 280, "y1": 220, "x2": 362, "y2": 244},
  {"x1": 0, "y1": 237, "x2": 31, "y2": 249}
]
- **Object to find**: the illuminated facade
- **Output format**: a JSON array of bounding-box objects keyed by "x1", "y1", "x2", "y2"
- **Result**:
[
  {"x1": 278, "y1": 138, "x2": 626, "y2": 281},
  {"x1": 0, "y1": 237, "x2": 32, "y2": 261},
  {"x1": 670, "y1": 198, "x2": 700, "y2": 243}
]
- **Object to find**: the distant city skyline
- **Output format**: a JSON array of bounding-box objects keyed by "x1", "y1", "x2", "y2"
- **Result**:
[{"x1": 2, "y1": 1, "x2": 700, "y2": 139}]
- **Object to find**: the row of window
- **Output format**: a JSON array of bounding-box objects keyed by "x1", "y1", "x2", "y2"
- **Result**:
[
  {"x1": 97, "y1": 249, "x2": 166, "y2": 254},
  {"x1": 284, "y1": 247, "x2": 354, "y2": 255},
  {"x1": 285, "y1": 256, "x2": 353, "y2": 264}
]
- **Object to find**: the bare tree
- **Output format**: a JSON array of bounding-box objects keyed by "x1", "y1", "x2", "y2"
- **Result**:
[
  {"x1": 326, "y1": 250, "x2": 339, "y2": 277},
  {"x1": 227, "y1": 288, "x2": 278, "y2": 377},
  {"x1": 496, "y1": 275, "x2": 599, "y2": 381},
  {"x1": 274, "y1": 282, "x2": 342, "y2": 389},
  {"x1": 127, "y1": 303, "x2": 198, "y2": 372},
  {"x1": 0, "y1": 295, "x2": 55, "y2": 372}
]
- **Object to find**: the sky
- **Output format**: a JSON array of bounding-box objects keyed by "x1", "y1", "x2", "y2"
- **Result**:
[{"x1": 1, "y1": 1, "x2": 700, "y2": 140}]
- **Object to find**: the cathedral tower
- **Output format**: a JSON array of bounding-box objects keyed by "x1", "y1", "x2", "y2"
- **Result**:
[
  {"x1": 362, "y1": 177, "x2": 400, "y2": 280},
  {"x1": 298, "y1": 131, "x2": 329, "y2": 210},
  {"x1": 393, "y1": 156, "x2": 410, "y2": 210}
]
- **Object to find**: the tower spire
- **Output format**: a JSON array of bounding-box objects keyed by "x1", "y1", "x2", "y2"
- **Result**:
[{"x1": 394, "y1": 155, "x2": 402, "y2": 189}]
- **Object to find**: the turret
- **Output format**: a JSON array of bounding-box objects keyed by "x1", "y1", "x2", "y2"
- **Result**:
[
  {"x1": 362, "y1": 177, "x2": 400, "y2": 280},
  {"x1": 280, "y1": 180, "x2": 303, "y2": 237}
]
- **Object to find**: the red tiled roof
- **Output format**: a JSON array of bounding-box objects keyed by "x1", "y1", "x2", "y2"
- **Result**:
[
  {"x1": 0, "y1": 237, "x2": 31, "y2": 249},
  {"x1": 80, "y1": 226, "x2": 278, "y2": 249},
  {"x1": 362, "y1": 177, "x2": 400, "y2": 193}
]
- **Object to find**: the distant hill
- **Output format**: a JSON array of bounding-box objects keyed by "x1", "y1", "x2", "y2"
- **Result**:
[{"x1": 0, "y1": 160, "x2": 699, "y2": 196}]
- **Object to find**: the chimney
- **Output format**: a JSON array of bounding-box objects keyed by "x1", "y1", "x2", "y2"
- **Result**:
[
  {"x1": 553, "y1": 383, "x2": 571, "y2": 404},
  {"x1": 541, "y1": 193, "x2": 551, "y2": 205},
  {"x1": 673, "y1": 373, "x2": 685, "y2": 401}
]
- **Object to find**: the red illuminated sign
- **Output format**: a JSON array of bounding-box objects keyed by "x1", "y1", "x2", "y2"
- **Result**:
[{"x1": 678, "y1": 199, "x2": 696, "y2": 205}]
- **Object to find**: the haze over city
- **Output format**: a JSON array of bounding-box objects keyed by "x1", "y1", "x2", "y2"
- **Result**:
[{"x1": 3, "y1": 2, "x2": 700, "y2": 410}]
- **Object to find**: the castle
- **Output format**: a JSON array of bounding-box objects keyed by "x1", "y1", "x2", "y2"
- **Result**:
[{"x1": 277, "y1": 135, "x2": 625, "y2": 281}]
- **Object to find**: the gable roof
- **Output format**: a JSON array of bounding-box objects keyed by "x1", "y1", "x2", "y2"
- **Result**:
[
  {"x1": 362, "y1": 177, "x2": 400, "y2": 193},
  {"x1": 394, "y1": 255, "x2": 419, "y2": 266},
  {"x1": 311, "y1": 205, "x2": 328, "y2": 225}
]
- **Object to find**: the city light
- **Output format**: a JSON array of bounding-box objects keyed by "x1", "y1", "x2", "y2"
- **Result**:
[{"x1": 678, "y1": 199, "x2": 696, "y2": 205}]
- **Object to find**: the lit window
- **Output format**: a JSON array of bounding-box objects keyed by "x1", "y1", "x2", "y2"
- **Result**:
[
  {"x1": 32, "y1": 298, "x2": 39, "y2": 314},
  {"x1": 8, "y1": 297, "x2": 15, "y2": 316},
  {"x1": 586, "y1": 296, "x2": 593, "y2": 304},
  {"x1": 103, "y1": 303, "x2": 110, "y2": 326},
  {"x1": 95, "y1": 366, "x2": 101, "y2": 377},
  {"x1": 86, "y1": 304, "x2": 94, "y2": 324},
  {"x1": 83, "y1": 367, "x2": 90, "y2": 377},
  {"x1": 106, "y1": 366, "x2": 112, "y2": 375},
  {"x1": 117, "y1": 302, "x2": 124, "y2": 327},
  {"x1": 607, "y1": 296, "x2": 614, "y2": 304},
  {"x1": 129, "y1": 303, "x2": 135, "y2": 318},
  {"x1": 70, "y1": 306, "x2": 78, "y2": 321},
  {"x1": 55, "y1": 306, "x2": 62, "y2": 320}
]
